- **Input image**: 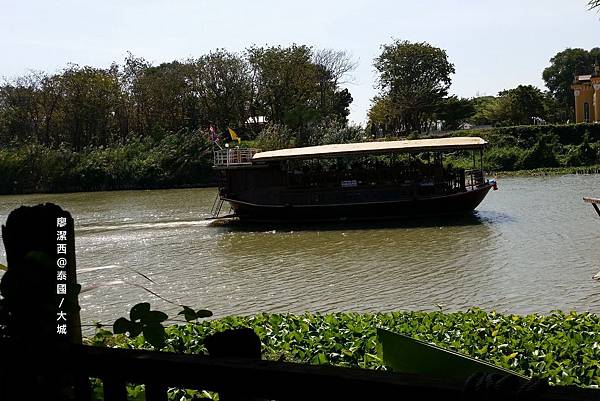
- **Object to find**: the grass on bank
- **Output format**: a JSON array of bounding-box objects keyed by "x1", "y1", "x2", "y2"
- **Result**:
[
  {"x1": 494, "y1": 164, "x2": 600, "y2": 177},
  {"x1": 89, "y1": 308, "x2": 600, "y2": 392}
]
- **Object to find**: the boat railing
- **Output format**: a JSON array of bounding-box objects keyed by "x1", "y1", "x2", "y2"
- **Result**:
[
  {"x1": 465, "y1": 169, "x2": 485, "y2": 189},
  {"x1": 287, "y1": 166, "x2": 468, "y2": 194},
  {"x1": 213, "y1": 148, "x2": 260, "y2": 167}
]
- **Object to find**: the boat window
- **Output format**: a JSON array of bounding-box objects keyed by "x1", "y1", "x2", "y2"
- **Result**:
[{"x1": 584, "y1": 102, "x2": 590, "y2": 123}]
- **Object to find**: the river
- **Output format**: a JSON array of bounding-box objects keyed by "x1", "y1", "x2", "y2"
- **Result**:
[{"x1": 1, "y1": 174, "x2": 600, "y2": 327}]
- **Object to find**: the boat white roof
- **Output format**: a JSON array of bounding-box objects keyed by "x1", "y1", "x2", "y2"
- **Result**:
[{"x1": 252, "y1": 137, "x2": 487, "y2": 161}]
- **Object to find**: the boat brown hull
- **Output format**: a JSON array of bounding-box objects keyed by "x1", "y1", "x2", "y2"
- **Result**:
[{"x1": 224, "y1": 184, "x2": 493, "y2": 222}]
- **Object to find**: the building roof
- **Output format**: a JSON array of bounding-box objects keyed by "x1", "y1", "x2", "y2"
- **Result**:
[{"x1": 252, "y1": 137, "x2": 487, "y2": 162}]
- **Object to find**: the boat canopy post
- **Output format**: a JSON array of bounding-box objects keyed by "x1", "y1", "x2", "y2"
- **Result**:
[{"x1": 480, "y1": 149, "x2": 483, "y2": 171}]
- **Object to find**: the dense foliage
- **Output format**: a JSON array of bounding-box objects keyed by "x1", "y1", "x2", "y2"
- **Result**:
[
  {"x1": 2, "y1": 123, "x2": 600, "y2": 194},
  {"x1": 3, "y1": 41, "x2": 600, "y2": 193},
  {"x1": 447, "y1": 123, "x2": 600, "y2": 172},
  {"x1": 0, "y1": 130, "x2": 214, "y2": 194},
  {"x1": 368, "y1": 42, "x2": 600, "y2": 133},
  {"x1": 0, "y1": 47, "x2": 355, "y2": 150},
  {"x1": 370, "y1": 40, "x2": 455, "y2": 134},
  {"x1": 542, "y1": 47, "x2": 600, "y2": 121},
  {"x1": 90, "y1": 309, "x2": 600, "y2": 389}
]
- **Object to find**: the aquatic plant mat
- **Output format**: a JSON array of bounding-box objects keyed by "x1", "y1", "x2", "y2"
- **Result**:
[{"x1": 89, "y1": 309, "x2": 600, "y2": 389}]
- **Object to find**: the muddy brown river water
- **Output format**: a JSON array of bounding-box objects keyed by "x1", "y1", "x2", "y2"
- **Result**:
[{"x1": 2, "y1": 174, "x2": 600, "y2": 327}]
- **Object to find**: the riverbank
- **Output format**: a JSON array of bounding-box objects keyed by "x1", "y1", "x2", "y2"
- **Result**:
[
  {"x1": 0, "y1": 132, "x2": 216, "y2": 195},
  {"x1": 89, "y1": 309, "x2": 600, "y2": 389},
  {"x1": 494, "y1": 164, "x2": 600, "y2": 177},
  {"x1": 2, "y1": 123, "x2": 600, "y2": 195}
]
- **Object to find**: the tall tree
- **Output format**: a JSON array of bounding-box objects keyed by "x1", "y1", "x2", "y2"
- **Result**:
[
  {"x1": 435, "y1": 96, "x2": 475, "y2": 130},
  {"x1": 58, "y1": 65, "x2": 122, "y2": 149},
  {"x1": 367, "y1": 96, "x2": 397, "y2": 135},
  {"x1": 247, "y1": 45, "x2": 354, "y2": 141},
  {"x1": 542, "y1": 47, "x2": 600, "y2": 121},
  {"x1": 247, "y1": 44, "x2": 319, "y2": 129},
  {"x1": 129, "y1": 61, "x2": 192, "y2": 137},
  {"x1": 0, "y1": 73, "x2": 42, "y2": 145},
  {"x1": 313, "y1": 49, "x2": 356, "y2": 122},
  {"x1": 469, "y1": 96, "x2": 498, "y2": 126},
  {"x1": 190, "y1": 50, "x2": 253, "y2": 131},
  {"x1": 493, "y1": 85, "x2": 547, "y2": 126},
  {"x1": 371, "y1": 39, "x2": 455, "y2": 134}
]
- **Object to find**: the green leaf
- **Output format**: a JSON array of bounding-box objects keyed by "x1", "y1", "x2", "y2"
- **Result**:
[
  {"x1": 143, "y1": 323, "x2": 166, "y2": 348},
  {"x1": 311, "y1": 353, "x2": 328, "y2": 365},
  {"x1": 195, "y1": 309, "x2": 213, "y2": 318},
  {"x1": 145, "y1": 310, "x2": 168, "y2": 323},
  {"x1": 0, "y1": 263, "x2": 7, "y2": 271},
  {"x1": 178, "y1": 306, "x2": 213, "y2": 321},
  {"x1": 130, "y1": 302, "x2": 151, "y2": 321},
  {"x1": 178, "y1": 306, "x2": 197, "y2": 322},
  {"x1": 113, "y1": 317, "x2": 131, "y2": 334},
  {"x1": 129, "y1": 322, "x2": 144, "y2": 337}
]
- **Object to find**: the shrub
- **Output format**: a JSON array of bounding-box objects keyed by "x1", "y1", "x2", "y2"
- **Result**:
[
  {"x1": 564, "y1": 133, "x2": 599, "y2": 167},
  {"x1": 518, "y1": 136, "x2": 560, "y2": 170},
  {"x1": 305, "y1": 119, "x2": 366, "y2": 146},
  {"x1": 255, "y1": 124, "x2": 294, "y2": 151},
  {"x1": 484, "y1": 147, "x2": 525, "y2": 171},
  {"x1": 0, "y1": 129, "x2": 215, "y2": 194}
]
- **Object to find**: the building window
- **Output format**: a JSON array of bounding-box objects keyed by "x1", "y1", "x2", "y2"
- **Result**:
[{"x1": 584, "y1": 102, "x2": 590, "y2": 123}]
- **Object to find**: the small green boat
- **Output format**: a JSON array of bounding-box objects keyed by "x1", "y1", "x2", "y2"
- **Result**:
[{"x1": 377, "y1": 328, "x2": 527, "y2": 381}]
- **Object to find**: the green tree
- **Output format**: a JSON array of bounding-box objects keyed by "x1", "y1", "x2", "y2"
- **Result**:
[
  {"x1": 189, "y1": 50, "x2": 253, "y2": 132},
  {"x1": 128, "y1": 60, "x2": 193, "y2": 138},
  {"x1": 313, "y1": 49, "x2": 356, "y2": 123},
  {"x1": 493, "y1": 85, "x2": 547, "y2": 126},
  {"x1": 367, "y1": 96, "x2": 397, "y2": 136},
  {"x1": 38, "y1": 73, "x2": 66, "y2": 146},
  {"x1": 57, "y1": 64, "x2": 122, "y2": 149},
  {"x1": 469, "y1": 96, "x2": 498, "y2": 126},
  {"x1": 542, "y1": 47, "x2": 600, "y2": 121},
  {"x1": 247, "y1": 44, "x2": 320, "y2": 130},
  {"x1": 0, "y1": 73, "x2": 43, "y2": 145},
  {"x1": 247, "y1": 45, "x2": 354, "y2": 143},
  {"x1": 435, "y1": 96, "x2": 475, "y2": 130},
  {"x1": 371, "y1": 39, "x2": 455, "y2": 135}
]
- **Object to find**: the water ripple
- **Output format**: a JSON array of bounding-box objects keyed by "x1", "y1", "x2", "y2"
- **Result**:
[{"x1": 3, "y1": 178, "x2": 600, "y2": 325}]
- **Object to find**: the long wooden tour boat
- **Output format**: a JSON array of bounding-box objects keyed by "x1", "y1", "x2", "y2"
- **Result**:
[{"x1": 211, "y1": 137, "x2": 496, "y2": 222}]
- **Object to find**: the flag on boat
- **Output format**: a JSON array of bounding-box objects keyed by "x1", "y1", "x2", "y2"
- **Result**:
[{"x1": 228, "y1": 127, "x2": 241, "y2": 144}]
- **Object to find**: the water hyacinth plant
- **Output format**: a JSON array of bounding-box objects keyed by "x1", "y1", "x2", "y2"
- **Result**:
[{"x1": 90, "y1": 308, "x2": 600, "y2": 388}]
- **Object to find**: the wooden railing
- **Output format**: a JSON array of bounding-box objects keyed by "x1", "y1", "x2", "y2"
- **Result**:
[
  {"x1": 2, "y1": 342, "x2": 594, "y2": 401},
  {"x1": 584, "y1": 196, "x2": 600, "y2": 217},
  {"x1": 465, "y1": 169, "x2": 485, "y2": 189},
  {"x1": 0, "y1": 204, "x2": 599, "y2": 401},
  {"x1": 213, "y1": 148, "x2": 259, "y2": 167}
]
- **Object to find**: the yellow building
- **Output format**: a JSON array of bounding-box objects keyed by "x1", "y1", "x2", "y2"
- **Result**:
[{"x1": 572, "y1": 63, "x2": 600, "y2": 123}]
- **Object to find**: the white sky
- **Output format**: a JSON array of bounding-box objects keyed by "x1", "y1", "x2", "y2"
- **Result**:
[{"x1": 1, "y1": 0, "x2": 599, "y2": 124}]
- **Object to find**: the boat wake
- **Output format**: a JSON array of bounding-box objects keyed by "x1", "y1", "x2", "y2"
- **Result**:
[
  {"x1": 78, "y1": 265, "x2": 120, "y2": 273},
  {"x1": 78, "y1": 219, "x2": 213, "y2": 233}
]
